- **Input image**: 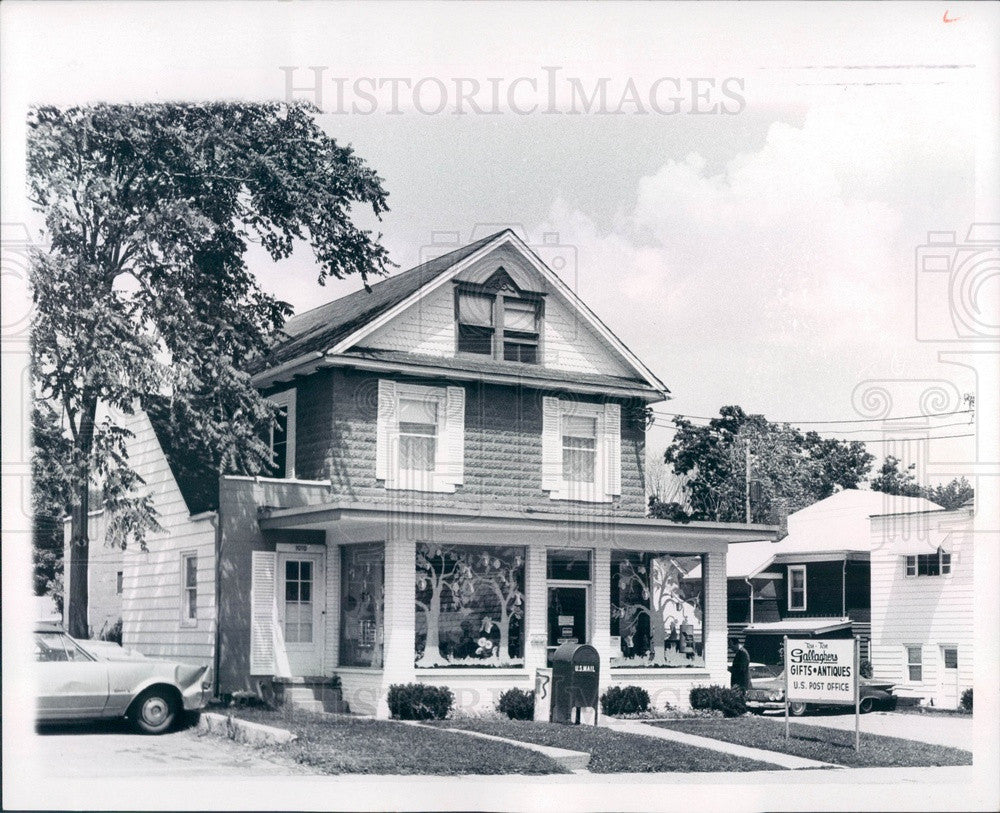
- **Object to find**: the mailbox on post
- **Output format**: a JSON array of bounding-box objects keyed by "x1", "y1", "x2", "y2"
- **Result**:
[{"x1": 550, "y1": 642, "x2": 600, "y2": 725}]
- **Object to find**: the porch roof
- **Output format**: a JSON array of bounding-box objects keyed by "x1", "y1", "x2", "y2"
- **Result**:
[
  {"x1": 743, "y1": 618, "x2": 853, "y2": 636},
  {"x1": 257, "y1": 500, "x2": 779, "y2": 548}
]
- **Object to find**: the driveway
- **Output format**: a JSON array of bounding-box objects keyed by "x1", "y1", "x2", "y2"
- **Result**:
[
  {"x1": 14, "y1": 718, "x2": 312, "y2": 779},
  {"x1": 770, "y1": 709, "x2": 973, "y2": 750}
]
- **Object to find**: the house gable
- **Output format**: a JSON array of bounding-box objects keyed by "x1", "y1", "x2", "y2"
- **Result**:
[{"x1": 360, "y1": 237, "x2": 648, "y2": 383}]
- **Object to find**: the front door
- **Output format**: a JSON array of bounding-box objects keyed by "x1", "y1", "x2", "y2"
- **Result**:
[
  {"x1": 939, "y1": 646, "x2": 959, "y2": 708},
  {"x1": 278, "y1": 551, "x2": 325, "y2": 676},
  {"x1": 547, "y1": 585, "x2": 589, "y2": 663}
]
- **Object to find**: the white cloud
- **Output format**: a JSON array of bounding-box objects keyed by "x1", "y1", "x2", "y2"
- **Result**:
[{"x1": 537, "y1": 95, "x2": 964, "y2": 420}]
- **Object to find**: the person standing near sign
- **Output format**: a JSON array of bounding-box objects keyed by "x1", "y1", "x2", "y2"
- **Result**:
[{"x1": 729, "y1": 637, "x2": 752, "y2": 691}]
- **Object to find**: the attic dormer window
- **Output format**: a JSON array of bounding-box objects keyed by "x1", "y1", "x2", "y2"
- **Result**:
[{"x1": 455, "y1": 274, "x2": 542, "y2": 364}]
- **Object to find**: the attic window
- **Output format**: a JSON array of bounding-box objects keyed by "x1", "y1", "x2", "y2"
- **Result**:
[{"x1": 455, "y1": 283, "x2": 542, "y2": 364}]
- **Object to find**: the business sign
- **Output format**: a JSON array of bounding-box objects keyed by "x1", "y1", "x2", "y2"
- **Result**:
[{"x1": 785, "y1": 638, "x2": 857, "y2": 705}]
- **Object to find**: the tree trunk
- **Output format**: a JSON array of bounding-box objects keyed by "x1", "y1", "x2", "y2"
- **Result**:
[
  {"x1": 67, "y1": 476, "x2": 90, "y2": 639},
  {"x1": 67, "y1": 396, "x2": 97, "y2": 639}
]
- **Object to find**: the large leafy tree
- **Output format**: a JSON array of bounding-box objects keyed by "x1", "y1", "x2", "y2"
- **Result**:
[
  {"x1": 28, "y1": 102, "x2": 392, "y2": 637},
  {"x1": 870, "y1": 457, "x2": 974, "y2": 510},
  {"x1": 651, "y1": 406, "x2": 875, "y2": 523}
]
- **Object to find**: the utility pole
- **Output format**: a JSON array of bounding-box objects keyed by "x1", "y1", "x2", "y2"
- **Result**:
[{"x1": 745, "y1": 442, "x2": 752, "y2": 524}]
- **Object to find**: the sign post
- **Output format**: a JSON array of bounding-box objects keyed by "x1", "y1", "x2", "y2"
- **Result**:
[
  {"x1": 783, "y1": 635, "x2": 789, "y2": 740},
  {"x1": 854, "y1": 636, "x2": 860, "y2": 751},
  {"x1": 784, "y1": 636, "x2": 860, "y2": 750}
]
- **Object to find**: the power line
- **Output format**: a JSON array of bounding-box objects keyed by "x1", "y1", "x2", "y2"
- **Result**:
[
  {"x1": 650, "y1": 408, "x2": 974, "y2": 425},
  {"x1": 647, "y1": 422, "x2": 974, "y2": 444}
]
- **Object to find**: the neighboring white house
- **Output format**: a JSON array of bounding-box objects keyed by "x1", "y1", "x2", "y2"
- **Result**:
[{"x1": 869, "y1": 500, "x2": 974, "y2": 708}]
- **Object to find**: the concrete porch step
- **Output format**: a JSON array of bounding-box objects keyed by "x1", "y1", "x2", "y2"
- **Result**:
[{"x1": 274, "y1": 678, "x2": 349, "y2": 714}]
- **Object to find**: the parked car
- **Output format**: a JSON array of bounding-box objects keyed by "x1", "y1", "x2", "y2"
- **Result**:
[
  {"x1": 34, "y1": 626, "x2": 212, "y2": 733},
  {"x1": 745, "y1": 669, "x2": 895, "y2": 715}
]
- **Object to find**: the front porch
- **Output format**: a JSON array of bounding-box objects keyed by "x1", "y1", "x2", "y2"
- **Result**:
[{"x1": 220, "y1": 479, "x2": 777, "y2": 718}]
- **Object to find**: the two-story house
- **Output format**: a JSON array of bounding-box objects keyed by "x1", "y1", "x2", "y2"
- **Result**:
[
  {"x1": 715, "y1": 489, "x2": 939, "y2": 665},
  {"x1": 869, "y1": 500, "x2": 974, "y2": 708},
  {"x1": 107, "y1": 229, "x2": 775, "y2": 717}
]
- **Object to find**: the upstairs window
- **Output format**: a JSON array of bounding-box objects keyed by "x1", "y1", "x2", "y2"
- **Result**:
[
  {"x1": 542, "y1": 398, "x2": 620, "y2": 502},
  {"x1": 787, "y1": 565, "x2": 807, "y2": 611},
  {"x1": 905, "y1": 548, "x2": 951, "y2": 577},
  {"x1": 376, "y1": 380, "x2": 465, "y2": 493},
  {"x1": 455, "y1": 279, "x2": 542, "y2": 364},
  {"x1": 267, "y1": 389, "x2": 297, "y2": 478},
  {"x1": 398, "y1": 397, "x2": 438, "y2": 472},
  {"x1": 562, "y1": 415, "x2": 598, "y2": 483},
  {"x1": 457, "y1": 292, "x2": 495, "y2": 356},
  {"x1": 502, "y1": 299, "x2": 539, "y2": 363}
]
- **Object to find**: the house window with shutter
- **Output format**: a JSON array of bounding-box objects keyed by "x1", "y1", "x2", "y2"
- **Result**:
[
  {"x1": 267, "y1": 388, "x2": 297, "y2": 478},
  {"x1": 376, "y1": 380, "x2": 465, "y2": 493},
  {"x1": 542, "y1": 397, "x2": 620, "y2": 502}
]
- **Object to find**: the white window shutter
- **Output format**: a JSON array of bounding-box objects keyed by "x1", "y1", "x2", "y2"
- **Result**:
[
  {"x1": 444, "y1": 386, "x2": 465, "y2": 486},
  {"x1": 375, "y1": 379, "x2": 397, "y2": 482},
  {"x1": 542, "y1": 397, "x2": 562, "y2": 492},
  {"x1": 250, "y1": 551, "x2": 276, "y2": 675},
  {"x1": 604, "y1": 402, "x2": 621, "y2": 497}
]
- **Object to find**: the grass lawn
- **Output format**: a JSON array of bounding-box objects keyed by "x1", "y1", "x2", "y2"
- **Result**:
[
  {"x1": 428, "y1": 718, "x2": 780, "y2": 773},
  {"x1": 227, "y1": 707, "x2": 565, "y2": 775},
  {"x1": 652, "y1": 717, "x2": 973, "y2": 768}
]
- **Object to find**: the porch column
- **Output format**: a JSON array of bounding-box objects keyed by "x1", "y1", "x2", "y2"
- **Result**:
[
  {"x1": 592, "y1": 547, "x2": 612, "y2": 686},
  {"x1": 703, "y1": 549, "x2": 728, "y2": 683},
  {"x1": 523, "y1": 544, "x2": 548, "y2": 675},
  {"x1": 378, "y1": 534, "x2": 416, "y2": 718}
]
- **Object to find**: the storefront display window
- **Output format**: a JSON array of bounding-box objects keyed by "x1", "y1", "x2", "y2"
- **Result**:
[
  {"x1": 340, "y1": 543, "x2": 384, "y2": 667},
  {"x1": 415, "y1": 543, "x2": 525, "y2": 667},
  {"x1": 610, "y1": 551, "x2": 704, "y2": 668}
]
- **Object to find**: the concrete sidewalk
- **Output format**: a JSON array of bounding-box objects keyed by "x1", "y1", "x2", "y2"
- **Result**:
[
  {"x1": 769, "y1": 710, "x2": 973, "y2": 750},
  {"x1": 600, "y1": 717, "x2": 836, "y2": 770}
]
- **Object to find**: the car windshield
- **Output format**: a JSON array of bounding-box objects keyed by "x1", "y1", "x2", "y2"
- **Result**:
[
  {"x1": 34, "y1": 631, "x2": 94, "y2": 662},
  {"x1": 750, "y1": 665, "x2": 779, "y2": 680}
]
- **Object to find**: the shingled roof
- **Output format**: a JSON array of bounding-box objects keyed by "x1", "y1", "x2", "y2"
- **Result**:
[{"x1": 260, "y1": 230, "x2": 507, "y2": 370}]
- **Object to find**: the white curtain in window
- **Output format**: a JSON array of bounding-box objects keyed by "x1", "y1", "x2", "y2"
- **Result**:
[
  {"x1": 399, "y1": 397, "x2": 438, "y2": 425},
  {"x1": 459, "y1": 292, "x2": 494, "y2": 325},
  {"x1": 503, "y1": 300, "x2": 536, "y2": 332}
]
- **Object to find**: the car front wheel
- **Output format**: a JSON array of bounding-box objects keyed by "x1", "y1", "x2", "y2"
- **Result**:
[
  {"x1": 789, "y1": 702, "x2": 807, "y2": 716},
  {"x1": 130, "y1": 688, "x2": 178, "y2": 734},
  {"x1": 858, "y1": 697, "x2": 874, "y2": 714}
]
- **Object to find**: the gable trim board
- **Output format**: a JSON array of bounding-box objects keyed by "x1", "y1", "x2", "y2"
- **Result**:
[{"x1": 252, "y1": 230, "x2": 669, "y2": 399}]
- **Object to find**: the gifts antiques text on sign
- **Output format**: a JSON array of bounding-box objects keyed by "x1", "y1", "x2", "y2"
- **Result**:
[{"x1": 785, "y1": 638, "x2": 858, "y2": 705}]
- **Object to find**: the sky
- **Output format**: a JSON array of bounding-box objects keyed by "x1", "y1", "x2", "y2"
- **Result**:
[{"x1": 3, "y1": 1, "x2": 998, "y2": 477}]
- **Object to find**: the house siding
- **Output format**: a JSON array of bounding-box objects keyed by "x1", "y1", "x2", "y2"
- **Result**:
[
  {"x1": 63, "y1": 510, "x2": 123, "y2": 638},
  {"x1": 116, "y1": 410, "x2": 217, "y2": 665},
  {"x1": 286, "y1": 367, "x2": 647, "y2": 516},
  {"x1": 870, "y1": 510, "x2": 973, "y2": 707}
]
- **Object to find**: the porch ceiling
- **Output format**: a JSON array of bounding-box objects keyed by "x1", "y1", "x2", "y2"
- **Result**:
[{"x1": 258, "y1": 500, "x2": 780, "y2": 549}]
